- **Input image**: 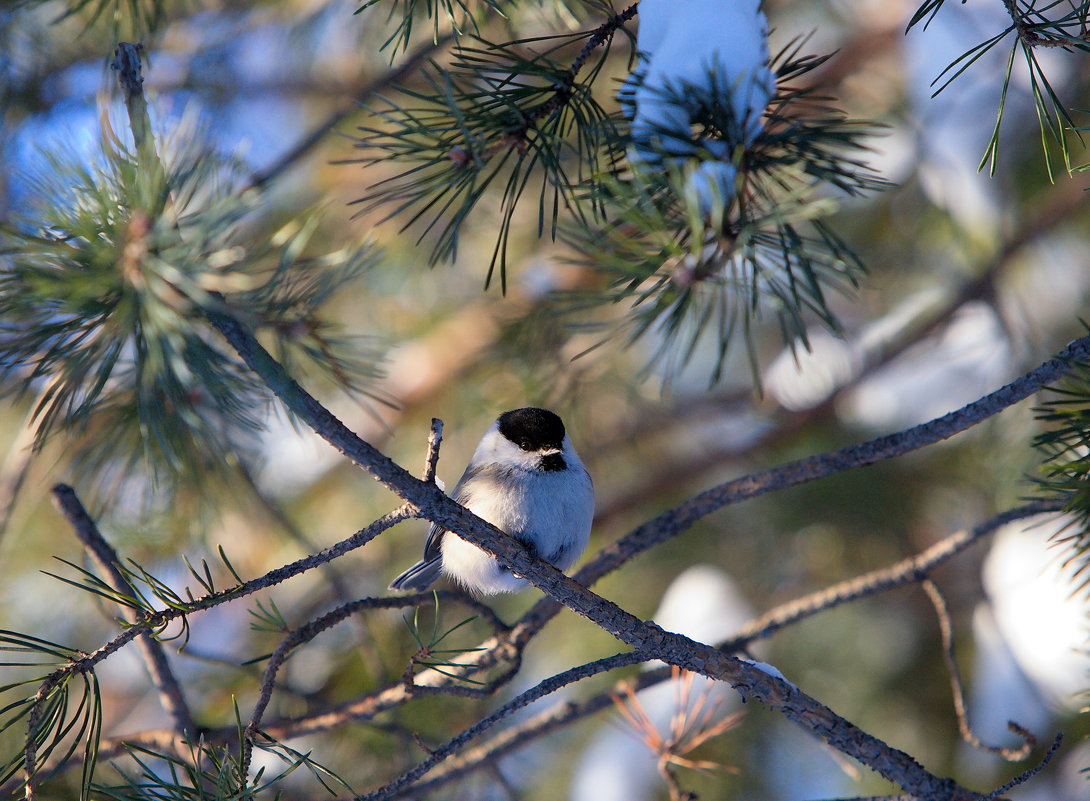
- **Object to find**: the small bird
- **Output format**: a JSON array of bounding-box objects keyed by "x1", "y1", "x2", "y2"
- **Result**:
[{"x1": 389, "y1": 407, "x2": 594, "y2": 595}]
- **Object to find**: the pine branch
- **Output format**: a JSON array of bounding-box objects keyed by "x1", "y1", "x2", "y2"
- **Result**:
[
  {"x1": 0, "y1": 46, "x2": 387, "y2": 502},
  {"x1": 204, "y1": 273, "x2": 1037, "y2": 799},
  {"x1": 572, "y1": 334, "x2": 1090, "y2": 591},
  {"x1": 389, "y1": 501, "x2": 1060, "y2": 798},
  {"x1": 909, "y1": 0, "x2": 1088, "y2": 176},
  {"x1": 345, "y1": 5, "x2": 636, "y2": 283}
]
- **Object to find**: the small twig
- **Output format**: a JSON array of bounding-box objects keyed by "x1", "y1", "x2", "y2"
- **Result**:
[
  {"x1": 50, "y1": 484, "x2": 196, "y2": 738},
  {"x1": 980, "y1": 733, "x2": 1063, "y2": 801},
  {"x1": 354, "y1": 651, "x2": 647, "y2": 800},
  {"x1": 734, "y1": 500, "x2": 1063, "y2": 643},
  {"x1": 423, "y1": 418, "x2": 444, "y2": 484},
  {"x1": 922, "y1": 580, "x2": 1034, "y2": 761},
  {"x1": 242, "y1": 591, "x2": 488, "y2": 782},
  {"x1": 1001, "y1": 0, "x2": 1089, "y2": 47}
]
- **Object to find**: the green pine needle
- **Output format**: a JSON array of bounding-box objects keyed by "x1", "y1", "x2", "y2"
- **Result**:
[
  {"x1": 1032, "y1": 355, "x2": 1090, "y2": 595},
  {"x1": 345, "y1": 27, "x2": 624, "y2": 288},
  {"x1": 0, "y1": 111, "x2": 385, "y2": 504}
]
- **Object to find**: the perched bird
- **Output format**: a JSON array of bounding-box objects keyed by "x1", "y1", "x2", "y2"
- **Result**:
[{"x1": 389, "y1": 408, "x2": 594, "y2": 595}]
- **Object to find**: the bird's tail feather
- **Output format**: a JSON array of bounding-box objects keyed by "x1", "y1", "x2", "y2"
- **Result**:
[{"x1": 389, "y1": 557, "x2": 442, "y2": 591}]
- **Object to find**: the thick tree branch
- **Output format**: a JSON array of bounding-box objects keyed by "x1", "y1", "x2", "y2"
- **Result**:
[
  {"x1": 201, "y1": 301, "x2": 1086, "y2": 798},
  {"x1": 572, "y1": 334, "x2": 1090, "y2": 591},
  {"x1": 343, "y1": 501, "x2": 1064, "y2": 798},
  {"x1": 33, "y1": 500, "x2": 1061, "y2": 797}
]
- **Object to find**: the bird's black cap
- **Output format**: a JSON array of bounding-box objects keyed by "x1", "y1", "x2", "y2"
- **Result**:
[{"x1": 497, "y1": 408, "x2": 566, "y2": 452}]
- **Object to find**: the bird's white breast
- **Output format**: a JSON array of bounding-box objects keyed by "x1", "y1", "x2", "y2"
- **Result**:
[{"x1": 440, "y1": 461, "x2": 594, "y2": 594}]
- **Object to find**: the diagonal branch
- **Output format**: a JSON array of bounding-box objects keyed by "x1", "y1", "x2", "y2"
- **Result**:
[
  {"x1": 571, "y1": 334, "x2": 1090, "y2": 592},
  {"x1": 377, "y1": 501, "x2": 1061, "y2": 797},
  {"x1": 39, "y1": 501, "x2": 1059, "y2": 796},
  {"x1": 50, "y1": 484, "x2": 196, "y2": 738},
  {"x1": 201, "y1": 296, "x2": 1086, "y2": 798}
]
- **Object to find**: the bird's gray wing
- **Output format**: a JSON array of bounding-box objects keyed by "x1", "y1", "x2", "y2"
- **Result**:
[{"x1": 389, "y1": 464, "x2": 484, "y2": 592}]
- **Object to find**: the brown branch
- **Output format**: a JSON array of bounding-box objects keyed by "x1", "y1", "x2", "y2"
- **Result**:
[
  {"x1": 204, "y1": 295, "x2": 1090, "y2": 797},
  {"x1": 734, "y1": 500, "x2": 1063, "y2": 643},
  {"x1": 921, "y1": 580, "x2": 1035, "y2": 761},
  {"x1": 50, "y1": 484, "x2": 196, "y2": 738},
  {"x1": 374, "y1": 501, "x2": 1061, "y2": 797}
]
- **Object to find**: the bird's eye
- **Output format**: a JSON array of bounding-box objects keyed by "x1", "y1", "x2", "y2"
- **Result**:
[{"x1": 518, "y1": 440, "x2": 532, "y2": 451}]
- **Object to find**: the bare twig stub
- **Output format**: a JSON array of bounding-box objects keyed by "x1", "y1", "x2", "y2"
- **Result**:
[{"x1": 423, "y1": 418, "x2": 444, "y2": 484}]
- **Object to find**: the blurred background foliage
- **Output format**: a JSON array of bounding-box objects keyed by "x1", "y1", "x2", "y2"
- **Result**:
[{"x1": 1, "y1": 0, "x2": 1090, "y2": 799}]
